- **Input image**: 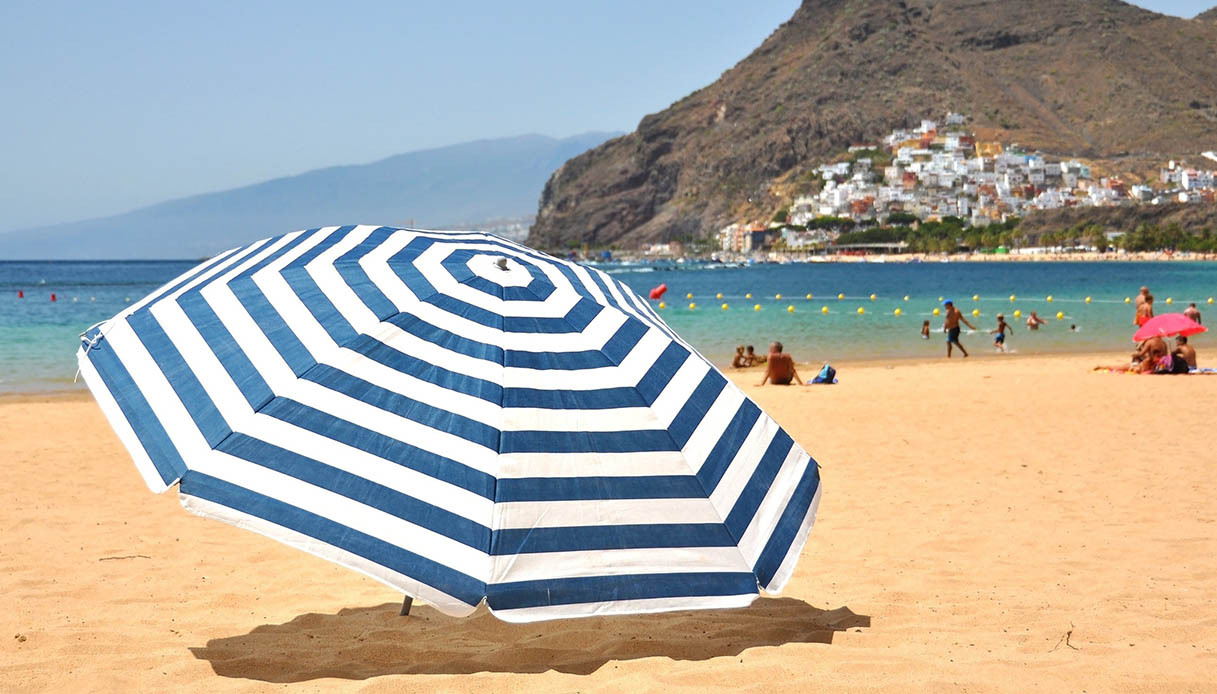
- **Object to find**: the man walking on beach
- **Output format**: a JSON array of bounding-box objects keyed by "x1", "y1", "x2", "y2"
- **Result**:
[
  {"x1": 758, "y1": 341, "x2": 801, "y2": 385},
  {"x1": 942, "y1": 300, "x2": 976, "y2": 358}
]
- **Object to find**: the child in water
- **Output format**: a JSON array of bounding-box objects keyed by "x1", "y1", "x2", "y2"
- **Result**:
[
  {"x1": 991, "y1": 313, "x2": 1013, "y2": 352},
  {"x1": 920, "y1": 320, "x2": 931, "y2": 339}
]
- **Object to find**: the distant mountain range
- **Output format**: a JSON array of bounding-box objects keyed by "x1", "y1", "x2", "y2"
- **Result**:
[
  {"x1": 0, "y1": 132, "x2": 618, "y2": 259},
  {"x1": 529, "y1": 0, "x2": 1217, "y2": 249}
]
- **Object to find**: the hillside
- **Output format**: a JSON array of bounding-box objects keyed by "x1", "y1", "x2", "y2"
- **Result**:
[
  {"x1": 0, "y1": 132, "x2": 616, "y2": 259},
  {"x1": 1197, "y1": 7, "x2": 1217, "y2": 21},
  {"x1": 529, "y1": 0, "x2": 1217, "y2": 250}
]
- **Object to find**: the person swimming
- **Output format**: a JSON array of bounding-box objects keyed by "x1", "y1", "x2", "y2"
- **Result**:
[{"x1": 921, "y1": 320, "x2": 931, "y2": 339}]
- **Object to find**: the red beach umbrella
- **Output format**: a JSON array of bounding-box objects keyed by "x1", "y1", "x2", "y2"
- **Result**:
[{"x1": 1131, "y1": 313, "x2": 1207, "y2": 342}]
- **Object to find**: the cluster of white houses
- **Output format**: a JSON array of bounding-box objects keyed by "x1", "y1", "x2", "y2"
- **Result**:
[{"x1": 718, "y1": 114, "x2": 1217, "y2": 252}]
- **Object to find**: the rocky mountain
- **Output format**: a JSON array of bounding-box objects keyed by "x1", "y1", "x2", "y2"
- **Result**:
[
  {"x1": 529, "y1": 0, "x2": 1217, "y2": 250},
  {"x1": 0, "y1": 132, "x2": 617, "y2": 259},
  {"x1": 1197, "y1": 7, "x2": 1217, "y2": 21}
]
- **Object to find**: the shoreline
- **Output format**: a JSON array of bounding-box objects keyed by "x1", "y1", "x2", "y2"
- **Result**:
[{"x1": 3, "y1": 350, "x2": 1144, "y2": 400}]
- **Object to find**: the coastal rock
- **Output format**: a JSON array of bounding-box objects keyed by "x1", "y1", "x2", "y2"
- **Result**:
[{"x1": 530, "y1": 0, "x2": 1217, "y2": 250}]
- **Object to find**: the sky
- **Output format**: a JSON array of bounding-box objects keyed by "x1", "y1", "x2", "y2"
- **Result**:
[{"x1": 0, "y1": 0, "x2": 1210, "y2": 233}]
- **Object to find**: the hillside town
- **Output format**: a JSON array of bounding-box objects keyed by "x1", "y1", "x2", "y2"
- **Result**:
[{"x1": 717, "y1": 113, "x2": 1217, "y2": 253}]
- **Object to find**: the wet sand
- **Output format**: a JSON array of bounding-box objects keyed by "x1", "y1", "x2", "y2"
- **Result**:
[{"x1": 3, "y1": 353, "x2": 1215, "y2": 692}]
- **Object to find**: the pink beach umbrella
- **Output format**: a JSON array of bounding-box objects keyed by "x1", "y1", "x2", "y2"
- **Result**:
[{"x1": 1132, "y1": 313, "x2": 1207, "y2": 342}]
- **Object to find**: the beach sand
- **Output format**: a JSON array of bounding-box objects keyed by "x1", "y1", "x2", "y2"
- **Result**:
[{"x1": 3, "y1": 353, "x2": 1215, "y2": 692}]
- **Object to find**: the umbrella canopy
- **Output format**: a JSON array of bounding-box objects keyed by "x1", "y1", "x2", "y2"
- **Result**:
[
  {"x1": 77, "y1": 226, "x2": 822, "y2": 623},
  {"x1": 1132, "y1": 313, "x2": 1207, "y2": 342}
]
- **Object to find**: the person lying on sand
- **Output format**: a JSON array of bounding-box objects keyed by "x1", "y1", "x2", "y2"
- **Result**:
[
  {"x1": 758, "y1": 341, "x2": 801, "y2": 386},
  {"x1": 1174, "y1": 335, "x2": 1197, "y2": 369}
]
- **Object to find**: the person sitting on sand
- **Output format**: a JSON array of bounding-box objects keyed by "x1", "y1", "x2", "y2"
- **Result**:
[
  {"x1": 1135, "y1": 295, "x2": 1154, "y2": 327},
  {"x1": 1174, "y1": 335, "x2": 1197, "y2": 369},
  {"x1": 921, "y1": 320, "x2": 931, "y2": 339},
  {"x1": 1026, "y1": 311, "x2": 1046, "y2": 330},
  {"x1": 941, "y1": 300, "x2": 976, "y2": 358},
  {"x1": 1132, "y1": 336, "x2": 1168, "y2": 373},
  {"x1": 732, "y1": 345, "x2": 747, "y2": 369},
  {"x1": 1134, "y1": 286, "x2": 1150, "y2": 325},
  {"x1": 990, "y1": 313, "x2": 1013, "y2": 352},
  {"x1": 1184, "y1": 303, "x2": 1202, "y2": 326},
  {"x1": 758, "y1": 341, "x2": 801, "y2": 385},
  {"x1": 745, "y1": 344, "x2": 766, "y2": 366}
]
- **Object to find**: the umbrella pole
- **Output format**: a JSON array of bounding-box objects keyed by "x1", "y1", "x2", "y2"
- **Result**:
[{"x1": 399, "y1": 595, "x2": 413, "y2": 616}]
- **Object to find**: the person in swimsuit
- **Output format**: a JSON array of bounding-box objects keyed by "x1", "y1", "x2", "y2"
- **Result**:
[
  {"x1": 745, "y1": 345, "x2": 765, "y2": 366},
  {"x1": 941, "y1": 300, "x2": 976, "y2": 358},
  {"x1": 1174, "y1": 335, "x2": 1197, "y2": 369},
  {"x1": 758, "y1": 341, "x2": 801, "y2": 385},
  {"x1": 1135, "y1": 295, "x2": 1154, "y2": 327},
  {"x1": 921, "y1": 320, "x2": 931, "y2": 339},
  {"x1": 1134, "y1": 286, "x2": 1150, "y2": 325},
  {"x1": 1026, "y1": 311, "x2": 1046, "y2": 330},
  {"x1": 990, "y1": 313, "x2": 1013, "y2": 352},
  {"x1": 1184, "y1": 303, "x2": 1202, "y2": 326},
  {"x1": 732, "y1": 345, "x2": 747, "y2": 368}
]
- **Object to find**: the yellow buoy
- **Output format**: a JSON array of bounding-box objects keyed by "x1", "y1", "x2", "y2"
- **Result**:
[
  {"x1": 686, "y1": 292, "x2": 693, "y2": 299},
  {"x1": 745, "y1": 293, "x2": 752, "y2": 299},
  {"x1": 903, "y1": 295, "x2": 910, "y2": 301},
  {"x1": 820, "y1": 306, "x2": 829, "y2": 314},
  {"x1": 1009, "y1": 294, "x2": 1016, "y2": 302},
  {"x1": 1209, "y1": 297, "x2": 1214, "y2": 304},
  {"x1": 971, "y1": 309, "x2": 980, "y2": 317},
  {"x1": 658, "y1": 302, "x2": 666, "y2": 309},
  {"x1": 894, "y1": 307, "x2": 903, "y2": 316},
  {"x1": 1166, "y1": 297, "x2": 1173, "y2": 305},
  {"x1": 716, "y1": 292, "x2": 723, "y2": 300},
  {"x1": 972, "y1": 294, "x2": 979, "y2": 301},
  {"x1": 721, "y1": 303, "x2": 729, "y2": 311},
  {"x1": 754, "y1": 304, "x2": 762, "y2": 311},
  {"x1": 1046, "y1": 295, "x2": 1054, "y2": 302},
  {"x1": 806, "y1": 293, "x2": 813, "y2": 300},
  {"x1": 838, "y1": 293, "x2": 845, "y2": 300},
  {"x1": 1124, "y1": 296, "x2": 1132, "y2": 303},
  {"x1": 787, "y1": 305, "x2": 795, "y2": 313},
  {"x1": 869, "y1": 293, "x2": 876, "y2": 301},
  {"x1": 776, "y1": 293, "x2": 782, "y2": 300},
  {"x1": 689, "y1": 302, "x2": 696, "y2": 310},
  {"x1": 856, "y1": 307, "x2": 865, "y2": 315},
  {"x1": 1085, "y1": 296, "x2": 1092, "y2": 303},
  {"x1": 938, "y1": 296, "x2": 944, "y2": 302},
  {"x1": 1056, "y1": 311, "x2": 1064, "y2": 320},
  {"x1": 1013, "y1": 309, "x2": 1022, "y2": 318},
  {"x1": 933, "y1": 307, "x2": 941, "y2": 316}
]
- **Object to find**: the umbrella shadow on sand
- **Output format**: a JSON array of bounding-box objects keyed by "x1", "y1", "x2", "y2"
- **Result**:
[{"x1": 191, "y1": 597, "x2": 869, "y2": 681}]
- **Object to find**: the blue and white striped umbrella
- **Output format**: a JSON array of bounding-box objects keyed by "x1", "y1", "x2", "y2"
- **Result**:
[{"x1": 77, "y1": 225, "x2": 822, "y2": 622}]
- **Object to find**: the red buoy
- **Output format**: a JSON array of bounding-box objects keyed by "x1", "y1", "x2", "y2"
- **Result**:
[
  {"x1": 648, "y1": 283, "x2": 668, "y2": 300},
  {"x1": 17, "y1": 290, "x2": 23, "y2": 298},
  {"x1": 50, "y1": 293, "x2": 56, "y2": 302}
]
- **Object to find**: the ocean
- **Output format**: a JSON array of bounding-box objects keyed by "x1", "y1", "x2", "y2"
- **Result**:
[{"x1": 2, "y1": 259, "x2": 1213, "y2": 392}]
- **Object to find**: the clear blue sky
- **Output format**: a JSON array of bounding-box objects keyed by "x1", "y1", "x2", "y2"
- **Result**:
[{"x1": 0, "y1": 0, "x2": 1209, "y2": 232}]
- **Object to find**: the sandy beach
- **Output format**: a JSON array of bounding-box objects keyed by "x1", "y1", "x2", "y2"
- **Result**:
[{"x1": 3, "y1": 352, "x2": 1215, "y2": 692}]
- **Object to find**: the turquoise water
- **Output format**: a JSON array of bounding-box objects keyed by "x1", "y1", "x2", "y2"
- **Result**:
[{"x1": 2, "y1": 259, "x2": 1213, "y2": 392}]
